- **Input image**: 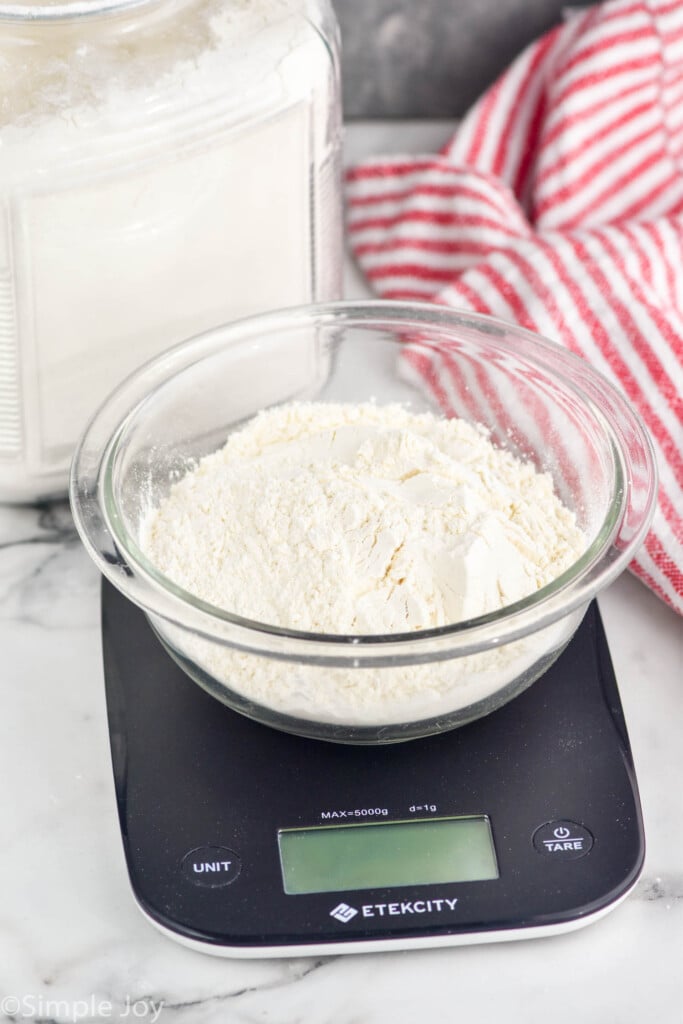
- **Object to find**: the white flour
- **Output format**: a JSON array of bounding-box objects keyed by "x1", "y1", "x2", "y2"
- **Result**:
[
  {"x1": 141, "y1": 402, "x2": 588, "y2": 726},
  {"x1": 0, "y1": 0, "x2": 340, "y2": 498}
]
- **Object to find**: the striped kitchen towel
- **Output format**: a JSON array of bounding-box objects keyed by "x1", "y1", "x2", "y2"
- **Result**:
[{"x1": 346, "y1": 0, "x2": 683, "y2": 616}]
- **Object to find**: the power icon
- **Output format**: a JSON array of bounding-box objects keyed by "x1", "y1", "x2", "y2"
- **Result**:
[{"x1": 554, "y1": 826, "x2": 571, "y2": 839}]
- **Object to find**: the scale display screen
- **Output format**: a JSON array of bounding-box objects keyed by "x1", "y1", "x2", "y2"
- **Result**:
[{"x1": 278, "y1": 815, "x2": 499, "y2": 895}]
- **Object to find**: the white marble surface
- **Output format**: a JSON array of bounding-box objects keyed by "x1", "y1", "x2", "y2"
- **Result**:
[{"x1": 1, "y1": 123, "x2": 682, "y2": 1024}]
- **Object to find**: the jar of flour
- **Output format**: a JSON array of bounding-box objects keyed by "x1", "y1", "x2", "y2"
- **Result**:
[{"x1": 0, "y1": 0, "x2": 342, "y2": 500}]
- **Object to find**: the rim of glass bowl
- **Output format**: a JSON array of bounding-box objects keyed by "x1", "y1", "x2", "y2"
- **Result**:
[{"x1": 70, "y1": 300, "x2": 658, "y2": 667}]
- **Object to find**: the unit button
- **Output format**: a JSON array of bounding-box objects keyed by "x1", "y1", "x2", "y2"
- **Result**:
[
  {"x1": 532, "y1": 820, "x2": 594, "y2": 859},
  {"x1": 181, "y1": 846, "x2": 242, "y2": 887}
]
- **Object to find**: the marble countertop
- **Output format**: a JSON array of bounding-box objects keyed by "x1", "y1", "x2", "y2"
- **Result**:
[{"x1": 2, "y1": 122, "x2": 682, "y2": 1024}]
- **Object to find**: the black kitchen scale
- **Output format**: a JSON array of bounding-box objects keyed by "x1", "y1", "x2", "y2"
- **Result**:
[{"x1": 102, "y1": 579, "x2": 644, "y2": 957}]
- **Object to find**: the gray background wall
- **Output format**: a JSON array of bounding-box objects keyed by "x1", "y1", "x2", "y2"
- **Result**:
[{"x1": 334, "y1": 0, "x2": 575, "y2": 118}]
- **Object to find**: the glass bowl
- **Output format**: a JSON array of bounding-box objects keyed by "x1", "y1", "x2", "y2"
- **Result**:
[{"x1": 70, "y1": 301, "x2": 657, "y2": 743}]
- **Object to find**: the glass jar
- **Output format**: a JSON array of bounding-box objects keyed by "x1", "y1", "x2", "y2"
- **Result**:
[{"x1": 0, "y1": 0, "x2": 342, "y2": 501}]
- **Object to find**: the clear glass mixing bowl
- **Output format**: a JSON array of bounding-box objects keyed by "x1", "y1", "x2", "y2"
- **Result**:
[{"x1": 70, "y1": 301, "x2": 657, "y2": 743}]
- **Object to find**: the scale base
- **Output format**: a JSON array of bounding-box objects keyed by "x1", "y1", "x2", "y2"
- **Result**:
[{"x1": 102, "y1": 585, "x2": 644, "y2": 957}]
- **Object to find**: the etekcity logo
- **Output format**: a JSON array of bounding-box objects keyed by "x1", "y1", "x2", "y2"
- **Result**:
[
  {"x1": 329, "y1": 902, "x2": 359, "y2": 923},
  {"x1": 330, "y1": 897, "x2": 458, "y2": 923}
]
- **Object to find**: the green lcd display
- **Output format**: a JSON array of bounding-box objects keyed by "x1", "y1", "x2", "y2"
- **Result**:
[{"x1": 278, "y1": 816, "x2": 499, "y2": 895}]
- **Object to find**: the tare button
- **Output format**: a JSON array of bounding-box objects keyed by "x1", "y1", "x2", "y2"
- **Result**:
[
  {"x1": 532, "y1": 820, "x2": 594, "y2": 859},
  {"x1": 181, "y1": 846, "x2": 242, "y2": 887}
]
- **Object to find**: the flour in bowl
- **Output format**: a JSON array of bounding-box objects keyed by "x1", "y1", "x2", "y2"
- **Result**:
[
  {"x1": 142, "y1": 401, "x2": 586, "y2": 630},
  {"x1": 140, "y1": 402, "x2": 588, "y2": 725}
]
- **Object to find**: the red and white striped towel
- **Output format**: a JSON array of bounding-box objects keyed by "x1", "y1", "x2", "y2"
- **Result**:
[{"x1": 346, "y1": 0, "x2": 683, "y2": 616}]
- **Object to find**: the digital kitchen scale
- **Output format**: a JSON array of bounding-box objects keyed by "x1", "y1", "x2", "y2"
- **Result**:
[{"x1": 102, "y1": 579, "x2": 644, "y2": 957}]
